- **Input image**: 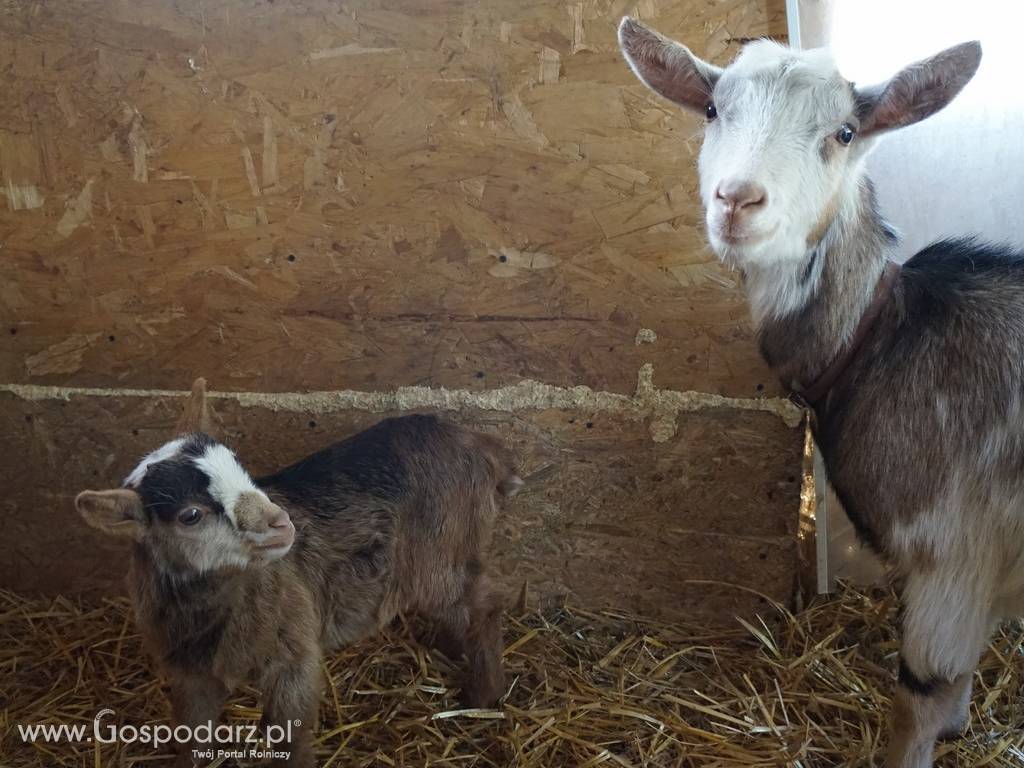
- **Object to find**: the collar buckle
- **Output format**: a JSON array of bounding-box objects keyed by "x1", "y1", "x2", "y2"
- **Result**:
[{"x1": 788, "y1": 391, "x2": 811, "y2": 410}]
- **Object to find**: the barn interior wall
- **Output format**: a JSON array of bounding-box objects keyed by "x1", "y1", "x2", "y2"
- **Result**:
[{"x1": 0, "y1": 0, "x2": 798, "y2": 623}]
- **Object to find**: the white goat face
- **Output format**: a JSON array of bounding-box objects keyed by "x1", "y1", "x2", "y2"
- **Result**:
[
  {"x1": 695, "y1": 43, "x2": 861, "y2": 267},
  {"x1": 75, "y1": 433, "x2": 296, "y2": 576},
  {"x1": 618, "y1": 19, "x2": 981, "y2": 269}
]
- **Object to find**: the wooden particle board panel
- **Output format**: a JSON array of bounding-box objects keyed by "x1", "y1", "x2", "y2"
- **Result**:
[
  {"x1": 0, "y1": 0, "x2": 802, "y2": 620},
  {"x1": 0, "y1": 390, "x2": 801, "y2": 624},
  {"x1": 0, "y1": 0, "x2": 786, "y2": 397}
]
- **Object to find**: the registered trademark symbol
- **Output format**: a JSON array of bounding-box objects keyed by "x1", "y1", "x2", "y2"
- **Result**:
[{"x1": 293, "y1": 719, "x2": 302, "y2": 727}]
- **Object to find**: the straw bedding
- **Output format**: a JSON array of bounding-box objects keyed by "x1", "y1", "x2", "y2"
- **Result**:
[{"x1": 2, "y1": 583, "x2": 1022, "y2": 767}]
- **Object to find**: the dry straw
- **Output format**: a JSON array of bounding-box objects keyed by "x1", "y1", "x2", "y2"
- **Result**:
[{"x1": 1, "y1": 583, "x2": 1022, "y2": 767}]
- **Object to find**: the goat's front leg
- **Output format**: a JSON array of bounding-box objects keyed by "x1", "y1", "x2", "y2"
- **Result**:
[
  {"x1": 260, "y1": 650, "x2": 322, "y2": 768},
  {"x1": 886, "y1": 571, "x2": 990, "y2": 768},
  {"x1": 168, "y1": 673, "x2": 229, "y2": 768}
]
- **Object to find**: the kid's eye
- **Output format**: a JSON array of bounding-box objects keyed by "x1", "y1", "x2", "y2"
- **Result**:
[
  {"x1": 178, "y1": 507, "x2": 203, "y2": 526},
  {"x1": 836, "y1": 123, "x2": 856, "y2": 145},
  {"x1": 705, "y1": 103, "x2": 718, "y2": 121}
]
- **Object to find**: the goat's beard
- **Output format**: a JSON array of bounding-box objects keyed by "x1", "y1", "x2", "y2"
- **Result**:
[{"x1": 714, "y1": 243, "x2": 744, "y2": 272}]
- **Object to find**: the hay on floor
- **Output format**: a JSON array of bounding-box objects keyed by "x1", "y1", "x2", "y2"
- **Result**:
[{"x1": 1, "y1": 583, "x2": 1023, "y2": 767}]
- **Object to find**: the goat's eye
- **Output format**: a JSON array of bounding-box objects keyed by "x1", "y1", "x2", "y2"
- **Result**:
[
  {"x1": 705, "y1": 103, "x2": 718, "y2": 121},
  {"x1": 178, "y1": 507, "x2": 203, "y2": 526},
  {"x1": 836, "y1": 124, "x2": 856, "y2": 145}
]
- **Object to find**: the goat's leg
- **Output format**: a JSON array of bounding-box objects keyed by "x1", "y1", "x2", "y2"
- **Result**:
[
  {"x1": 260, "y1": 651, "x2": 322, "y2": 768},
  {"x1": 168, "y1": 674, "x2": 229, "y2": 768},
  {"x1": 937, "y1": 671, "x2": 973, "y2": 740},
  {"x1": 427, "y1": 612, "x2": 467, "y2": 661},
  {"x1": 463, "y1": 574, "x2": 505, "y2": 707},
  {"x1": 434, "y1": 572, "x2": 505, "y2": 708},
  {"x1": 886, "y1": 572, "x2": 990, "y2": 768}
]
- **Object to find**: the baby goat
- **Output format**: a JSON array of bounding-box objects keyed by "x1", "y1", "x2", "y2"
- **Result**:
[
  {"x1": 619, "y1": 19, "x2": 1012, "y2": 768},
  {"x1": 75, "y1": 381, "x2": 520, "y2": 767}
]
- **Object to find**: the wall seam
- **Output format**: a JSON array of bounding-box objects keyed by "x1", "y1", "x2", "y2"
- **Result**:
[{"x1": 0, "y1": 363, "x2": 803, "y2": 442}]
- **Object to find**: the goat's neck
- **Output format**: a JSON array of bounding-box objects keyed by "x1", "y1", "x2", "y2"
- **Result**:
[
  {"x1": 747, "y1": 175, "x2": 897, "y2": 392},
  {"x1": 131, "y1": 546, "x2": 252, "y2": 628}
]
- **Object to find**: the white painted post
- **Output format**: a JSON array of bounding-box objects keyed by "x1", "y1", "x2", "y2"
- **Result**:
[{"x1": 788, "y1": 0, "x2": 837, "y2": 594}]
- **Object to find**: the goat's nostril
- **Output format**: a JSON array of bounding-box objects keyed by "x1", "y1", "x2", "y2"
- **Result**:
[
  {"x1": 269, "y1": 510, "x2": 291, "y2": 529},
  {"x1": 717, "y1": 181, "x2": 767, "y2": 211}
]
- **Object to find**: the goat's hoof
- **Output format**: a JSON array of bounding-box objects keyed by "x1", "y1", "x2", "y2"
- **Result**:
[{"x1": 937, "y1": 718, "x2": 968, "y2": 742}]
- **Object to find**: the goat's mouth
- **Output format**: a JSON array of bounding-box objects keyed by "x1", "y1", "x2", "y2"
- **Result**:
[
  {"x1": 250, "y1": 540, "x2": 293, "y2": 562},
  {"x1": 718, "y1": 231, "x2": 761, "y2": 246},
  {"x1": 247, "y1": 528, "x2": 295, "y2": 558},
  {"x1": 709, "y1": 220, "x2": 778, "y2": 251},
  {"x1": 254, "y1": 537, "x2": 292, "y2": 551}
]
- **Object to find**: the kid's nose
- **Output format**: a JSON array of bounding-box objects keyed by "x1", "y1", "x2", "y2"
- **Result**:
[{"x1": 267, "y1": 508, "x2": 291, "y2": 530}]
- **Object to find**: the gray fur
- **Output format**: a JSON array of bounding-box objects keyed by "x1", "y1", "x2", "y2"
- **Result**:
[{"x1": 619, "y1": 18, "x2": 1005, "y2": 768}]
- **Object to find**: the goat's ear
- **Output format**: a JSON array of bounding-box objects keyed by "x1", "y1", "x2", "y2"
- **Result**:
[
  {"x1": 856, "y1": 41, "x2": 981, "y2": 136},
  {"x1": 174, "y1": 377, "x2": 212, "y2": 437},
  {"x1": 75, "y1": 489, "x2": 146, "y2": 540},
  {"x1": 618, "y1": 17, "x2": 721, "y2": 113}
]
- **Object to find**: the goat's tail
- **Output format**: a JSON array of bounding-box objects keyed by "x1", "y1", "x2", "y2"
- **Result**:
[
  {"x1": 473, "y1": 432, "x2": 559, "y2": 499},
  {"x1": 472, "y1": 432, "x2": 525, "y2": 499},
  {"x1": 497, "y1": 471, "x2": 525, "y2": 498}
]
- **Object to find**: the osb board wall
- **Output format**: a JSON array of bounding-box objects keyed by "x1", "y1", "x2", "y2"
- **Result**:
[
  {"x1": 1, "y1": 390, "x2": 802, "y2": 622},
  {"x1": 0, "y1": 0, "x2": 786, "y2": 394},
  {"x1": 0, "y1": 0, "x2": 799, "y2": 622}
]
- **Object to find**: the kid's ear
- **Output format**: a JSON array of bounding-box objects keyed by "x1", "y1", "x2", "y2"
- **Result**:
[
  {"x1": 75, "y1": 489, "x2": 146, "y2": 540},
  {"x1": 618, "y1": 17, "x2": 721, "y2": 113},
  {"x1": 174, "y1": 377, "x2": 213, "y2": 437},
  {"x1": 856, "y1": 41, "x2": 982, "y2": 136}
]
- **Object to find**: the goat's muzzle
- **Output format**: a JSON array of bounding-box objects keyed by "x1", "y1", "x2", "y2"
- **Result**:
[{"x1": 235, "y1": 492, "x2": 295, "y2": 560}]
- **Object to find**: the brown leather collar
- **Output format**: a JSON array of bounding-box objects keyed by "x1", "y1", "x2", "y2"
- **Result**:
[{"x1": 792, "y1": 261, "x2": 901, "y2": 408}]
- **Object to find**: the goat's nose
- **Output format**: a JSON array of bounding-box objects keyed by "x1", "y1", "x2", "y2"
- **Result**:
[
  {"x1": 715, "y1": 180, "x2": 767, "y2": 211},
  {"x1": 268, "y1": 508, "x2": 291, "y2": 529}
]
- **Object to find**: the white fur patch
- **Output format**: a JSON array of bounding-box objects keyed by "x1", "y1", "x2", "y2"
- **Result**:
[
  {"x1": 728, "y1": 40, "x2": 836, "y2": 81},
  {"x1": 744, "y1": 259, "x2": 820, "y2": 324},
  {"x1": 192, "y1": 444, "x2": 261, "y2": 523},
  {"x1": 185, "y1": 523, "x2": 251, "y2": 574},
  {"x1": 124, "y1": 438, "x2": 186, "y2": 487}
]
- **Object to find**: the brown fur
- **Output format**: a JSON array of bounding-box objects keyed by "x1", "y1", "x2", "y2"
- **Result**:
[
  {"x1": 804, "y1": 185, "x2": 842, "y2": 248},
  {"x1": 79, "y1": 407, "x2": 520, "y2": 768},
  {"x1": 888, "y1": 673, "x2": 972, "y2": 766},
  {"x1": 173, "y1": 378, "x2": 211, "y2": 436}
]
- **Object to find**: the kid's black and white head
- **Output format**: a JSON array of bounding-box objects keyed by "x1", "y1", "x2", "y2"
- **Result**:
[{"x1": 75, "y1": 433, "x2": 295, "y2": 575}]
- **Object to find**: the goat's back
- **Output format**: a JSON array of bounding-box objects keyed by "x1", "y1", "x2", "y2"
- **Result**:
[
  {"x1": 257, "y1": 415, "x2": 517, "y2": 643},
  {"x1": 259, "y1": 414, "x2": 515, "y2": 523},
  {"x1": 821, "y1": 237, "x2": 1024, "y2": 562}
]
